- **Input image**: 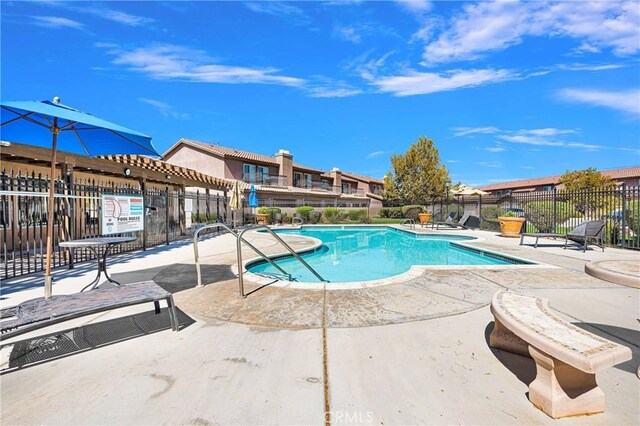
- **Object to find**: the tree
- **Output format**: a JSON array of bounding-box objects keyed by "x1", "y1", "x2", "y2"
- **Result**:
[
  {"x1": 559, "y1": 168, "x2": 616, "y2": 215},
  {"x1": 384, "y1": 136, "x2": 450, "y2": 205}
]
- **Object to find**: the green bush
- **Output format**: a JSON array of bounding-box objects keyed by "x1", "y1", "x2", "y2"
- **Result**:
[
  {"x1": 308, "y1": 210, "x2": 321, "y2": 224},
  {"x1": 257, "y1": 207, "x2": 281, "y2": 224},
  {"x1": 481, "y1": 207, "x2": 505, "y2": 220},
  {"x1": 348, "y1": 209, "x2": 368, "y2": 223},
  {"x1": 525, "y1": 201, "x2": 582, "y2": 233},
  {"x1": 402, "y1": 205, "x2": 425, "y2": 220},
  {"x1": 296, "y1": 206, "x2": 314, "y2": 221},
  {"x1": 281, "y1": 213, "x2": 292, "y2": 224},
  {"x1": 323, "y1": 207, "x2": 341, "y2": 224},
  {"x1": 191, "y1": 213, "x2": 218, "y2": 223},
  {"x1": 379, "y1": 207, "x2": 403, "y2": 218}
]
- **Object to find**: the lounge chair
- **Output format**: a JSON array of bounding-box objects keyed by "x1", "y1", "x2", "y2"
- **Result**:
[
  {"x1": 519, "y1": 220, "x2": 605, "y2": 252},
  {"x1": 432, "y1": 212, "x2": 481, "y2": 230}
]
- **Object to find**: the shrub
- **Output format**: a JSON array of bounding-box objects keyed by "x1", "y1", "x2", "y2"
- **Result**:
[
  {"x1": 381, "y1": 207, "x2": 404, "y2": 218},
  {"x1": 296, "y1": 206, "x2": 314, "y2": 221},
  {"x1": 348, "y1": 209, "x2": 368, "y2": 223},
  {"x1": 281, "y1": 212, "x2": 292, "y2": 224},
  {"x1": 481, "y1": 206, "x2": 505, "y2": 220},
  {"x1": 323, "y1": 207, "x2": 341, "y2": 224},
  {"x1": 525, "y1": 201, "x2": 582, "y2": 233},
  {"x1": 402, "y1": 205, "x2": 424, "y2": 220},
  {"x1": 308, "y1": 210, "x2": 321, "y2": 224},
  {"x1": 257, "y1": 207, "x2": 281, "y2": 224}
]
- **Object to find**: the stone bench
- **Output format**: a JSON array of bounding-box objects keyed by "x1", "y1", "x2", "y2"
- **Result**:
[
  {"x1": 489, "y1": 290, "x2": 632, "y2": 419},
  {"x1": 1, "y1": 281, "x2": 179, "y2": 341}
]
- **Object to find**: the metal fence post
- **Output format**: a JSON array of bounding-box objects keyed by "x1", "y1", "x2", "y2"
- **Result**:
[
  {"x1": 140, "y1": 178, "x2": 147, "y2": 251},
  {"x1": 165, "y1": 186, "x2": 170, "y2": 245},
  {"x1": 621, "y1": 182, "x2": 626, "y2": 249},
  {"x1": 552, "y1": 188, "x2": 557, "y2": 232}
]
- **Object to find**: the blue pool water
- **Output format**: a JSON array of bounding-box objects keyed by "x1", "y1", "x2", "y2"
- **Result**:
[{"x1": 247, "y1": 226, "x2": 528, "y2": 283}]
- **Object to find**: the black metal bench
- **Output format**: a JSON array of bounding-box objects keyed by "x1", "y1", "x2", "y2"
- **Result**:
[{"x1": 1, "y1": 281, "x2": 179, "y2": 340}]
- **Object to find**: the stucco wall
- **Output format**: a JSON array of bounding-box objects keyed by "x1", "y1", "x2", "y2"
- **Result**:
[{"x1": 164, "y1": 146, "x2": 226, "y2": 178}]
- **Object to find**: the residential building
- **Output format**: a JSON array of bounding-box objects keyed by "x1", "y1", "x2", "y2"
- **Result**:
[
  {"x1": 162, "y1": 138, "x2": 384, "y2": 212},
  {"x1": 479, "y1": 166, "x2": 640, "y2": 197}
]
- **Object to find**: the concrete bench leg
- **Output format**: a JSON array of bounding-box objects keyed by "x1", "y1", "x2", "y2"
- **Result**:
[
  {"x1": 489, "y1": 318, "x2": 530, "y2": 358},
  {"x1": 528, "y1": 345, "x2": 605, "y2": 419}
]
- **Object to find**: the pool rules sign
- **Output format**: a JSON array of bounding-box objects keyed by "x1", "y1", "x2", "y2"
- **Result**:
[{"x1": 101, "y1": 194, "x2": 144, "y2": 235}]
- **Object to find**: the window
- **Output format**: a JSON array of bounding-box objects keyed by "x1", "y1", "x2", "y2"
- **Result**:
[
  {"x1": 294, "y1": 172, "x2": 312, "y2": 188},
  {"x1": 543, "y1": 185, "x2": 553, "y2": 192},
  {"x1": 243, "y1": 164, "x2": 269, "y2": 184}
]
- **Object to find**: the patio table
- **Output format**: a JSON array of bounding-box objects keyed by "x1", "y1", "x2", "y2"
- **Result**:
[{"x1": 59, "y1": 237, "x2": 137, "y2": 292}]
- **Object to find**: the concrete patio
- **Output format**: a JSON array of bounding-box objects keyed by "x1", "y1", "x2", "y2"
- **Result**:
[{"x1": 1, "y1": 227, "x2": 638, "y2": 425}]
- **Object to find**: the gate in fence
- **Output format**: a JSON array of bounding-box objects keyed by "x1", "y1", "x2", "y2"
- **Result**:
[{"x1": 1, "y1": 169, "x2": 231, "y2": 280}]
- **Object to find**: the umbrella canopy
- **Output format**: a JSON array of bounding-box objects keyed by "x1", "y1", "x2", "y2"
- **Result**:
[
  {"x1": 1, "y1": 97, "x2": 160, "y2": 299},
  {"x1": 248, "y1": 185, "x2": 258, "y2": 208},
  {"x1": 450, "y1": 184, "x2": 489, "y2": 196},
  {"x1": 229, "y1": 181, "x2": 242, "y2": 211}
]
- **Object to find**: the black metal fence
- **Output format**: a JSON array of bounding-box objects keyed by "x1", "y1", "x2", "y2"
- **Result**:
[
  {"x1": 1, "y1": 169, "x2": 234, "y2": 280},
  {"x1": 425, "y1": 184, "x2": 640, "y2": 250}
]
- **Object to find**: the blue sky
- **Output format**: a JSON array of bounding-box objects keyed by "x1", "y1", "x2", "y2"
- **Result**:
[{"x1": 2, "y1": 1, "x2": 639, "y2": 186}]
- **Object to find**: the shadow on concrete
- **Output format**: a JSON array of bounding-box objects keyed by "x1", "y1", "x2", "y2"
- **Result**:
[
  {"x1": 573, "y1": 322, "x2": 640, "y2": 375},
  {"x1": 0, "y1": 231, "x2": 229, "y2": 298},
  {"x1": 150, "y1": 263, "x2": 237, "y2": 294},
  {"x1": 1, "y1": 308, "x2": 195, "y2": 374},
  {"x1": 484, "y1": 322, "x2": 537, "y2": 388}
]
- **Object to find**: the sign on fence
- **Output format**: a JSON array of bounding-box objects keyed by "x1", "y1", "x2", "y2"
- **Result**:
[{"x1": 101, "y1": 194, "x2": 144, "y2": 235}]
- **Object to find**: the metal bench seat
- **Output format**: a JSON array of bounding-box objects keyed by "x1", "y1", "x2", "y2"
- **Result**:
[{"x1": 1, "y1": 281, "x2": 179, "y2": 340}]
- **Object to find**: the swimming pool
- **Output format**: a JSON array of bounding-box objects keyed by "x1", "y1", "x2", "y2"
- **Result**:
[{"x1": 247, "y1": 226, "x2": 531, "y2": 283}]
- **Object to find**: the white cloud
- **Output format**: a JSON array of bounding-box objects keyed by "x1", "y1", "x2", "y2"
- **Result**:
[
  {"x1": 486, "y1": 146, "x2": 505, "y2": 153},
  {"x1": 451, "y1": 126, "x2": 500, "y2": 137},
  {"x1": 366, "y1": 151, "x2": 385, "y2": 159},
  {"x1": 107, "y1": 44, "x2": 305, "y2": 87},
  {"x1": 30, "y1": 16, "x2": 84, "y2": 29},
  {"x1": 476, "y1": 161, "x2": 503, "y2": 168},
  {"x1": 558, "y1": 88, "x2": 640, "y2": 116},
  {"x1": 308, "y1": 86, "x2": 363, "y2": 98},
  {"x1": 91, "y1": 8, "x2": 154, "y2": 26},
  {"x1": 395, "y1": 0, "x2": 432, "y2": 14},
  {"x1": 371, "y1": 68, "x2": 514, "y2": 96},
  {"x1": 334, "y1": 25, "x2": 362, "y2": 44},
  {"x1": 420, "y1": 1, "x2": 640, "y2": 64},
  {"x1": 244, "y1": 1, "x2": 308, "y2": 24},
  {"x1": 138, "y1": 98, "x2": 190, "y2": 120}
]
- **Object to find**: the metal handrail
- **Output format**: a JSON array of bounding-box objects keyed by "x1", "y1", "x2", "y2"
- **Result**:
[
  {"x1": 237, "y1": 226, "x2": 328, "y2": 297},
  {"x1": 193, "y1": 223, "x2": 292, "y2": 291},
  {"x1": 400, "y1": 218, "x2": 415, "y2": 229}
]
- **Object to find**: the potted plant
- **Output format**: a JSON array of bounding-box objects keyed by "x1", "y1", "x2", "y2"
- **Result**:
[
  {"x1": 498, "y1": 210, "x2": 526, "y2": 237},
  {"x1": 417, "y1": 207, "x2": 432, "y2": 225},
  {"x1": 256, "y1": 207, "x2": 270, "y2": 225}
]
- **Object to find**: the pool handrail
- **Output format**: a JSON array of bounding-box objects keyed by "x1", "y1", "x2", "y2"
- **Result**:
[
  {"x1": 237, "y1": 226, "x2": 328, "y2": 296},
  {"x1": 400, "y1": 218, "x2": 416, "y2": 229},
  {"x1": 193, "y1": 223, "x2": 292, "y2": 293}
]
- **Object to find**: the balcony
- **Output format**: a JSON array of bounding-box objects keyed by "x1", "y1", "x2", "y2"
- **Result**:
[
  {"x1": 243, "y1": 173, "x2": 287, "y2": 187},
  {"x1": 294, "y1": 180, "x2": 335, "y2": 192},
  {"x1": 340, "y1": 187, "x2": 365, "y2": 196}
]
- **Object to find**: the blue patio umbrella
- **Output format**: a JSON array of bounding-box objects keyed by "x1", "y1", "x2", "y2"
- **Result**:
[
  {"x1": 1, "y1": 97, "x2": 160, "y2": 298},
  {"x1": 248, "y1": 185, "x2": 259, "y2": 208}
]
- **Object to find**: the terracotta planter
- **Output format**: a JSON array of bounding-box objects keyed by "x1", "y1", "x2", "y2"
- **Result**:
[
  {"x1": 256, "y1": 213, "x2": 269, "y2": 225},
  {"x1": 418, "y1": 213, "x2": 432, "y2": 224},
  {"x1": 498, "y1": 216, "x2": 525, "y2": 237}
]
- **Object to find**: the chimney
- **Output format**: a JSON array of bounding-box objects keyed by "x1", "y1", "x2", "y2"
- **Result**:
[
  {"x1": 330, "y1": 167, "x2": 342, "y2": 192},
  {"x1": 275, "y1": 149, "x2": 293, "y2": 186}
]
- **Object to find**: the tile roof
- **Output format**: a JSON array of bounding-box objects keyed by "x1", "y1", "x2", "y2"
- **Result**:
[
  {"x1": 479, "y1": 166, "x2": 640, "y2": 191},
  {"x1": 341, "y1": 171, "x2": 384, "y2": 185},
  {"x1": 292, "y1": 163, "x2": 325, "y2": 174},
  {"x1": 166, "y1": 138, "x2": 279, "y2": 166}
]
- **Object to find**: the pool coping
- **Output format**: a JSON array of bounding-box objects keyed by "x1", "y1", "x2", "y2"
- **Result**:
[{"x1": 237, "y1": 224, "x2": 558, "y2": 290}]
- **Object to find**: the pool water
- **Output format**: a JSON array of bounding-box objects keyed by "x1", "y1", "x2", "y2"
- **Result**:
[{"x1": 247, "y1": 226, "x2": 528, "y2": 283}]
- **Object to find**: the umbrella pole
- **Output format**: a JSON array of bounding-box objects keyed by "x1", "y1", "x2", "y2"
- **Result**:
[{"x1": 44, "y1": 121, "x2": 59, "y2": 299}]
